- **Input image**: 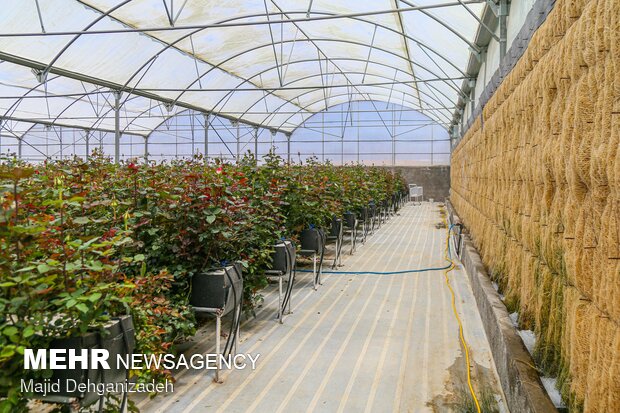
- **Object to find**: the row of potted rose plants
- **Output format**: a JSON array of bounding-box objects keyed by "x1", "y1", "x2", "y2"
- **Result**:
[{"x1": 0, "y1": 150, "x2": 406, "y2": 412}]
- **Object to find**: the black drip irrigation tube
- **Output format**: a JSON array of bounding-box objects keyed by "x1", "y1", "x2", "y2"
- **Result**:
[
  {"x1": 296, "y1": 265, "x2": 452, "y2": 275},
  {"x1": 297, "y1": 224, "x2": 458, "y2": 276},
  {"x1": 316, "y1": 229, "x2": 326, "y2": 286},
  {"x1": 281, "y1": 241, "x2": 296, "y2": 314},
  {"x1": 223, "y1": 265, "x2": 242, "y2": 358}
]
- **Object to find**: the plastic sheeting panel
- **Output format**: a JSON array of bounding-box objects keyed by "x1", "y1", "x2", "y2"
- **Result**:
[{"x1": 0, "y1": 0, "x2": 487, "y2": 135}]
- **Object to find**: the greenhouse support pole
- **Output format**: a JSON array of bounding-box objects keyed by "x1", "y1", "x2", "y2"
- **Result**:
[
  {"x1": 144, "y1": 137, "x2": 149, "y2": 162},
  {"x1": 286, "y1": 133, "x2": 291, "y2": 163},
  {"x1": 341, "y1": 100, "x2": 346, "y2": 165},
  {"x1": 356, "y1": 104, "x2": 360, "y2": 163},
  {"x1": 392, "y1": 108, "x2": 395, "y2": 166},
  {"x1": 113, "y1": 90, "x2": 122, "y2": 164},
  {"x1": 85, "y1": 130, "x2": 90, "y2": 160},
  {"x1": 321, "y1": 111, "x2": 325, "y2": 162},
  {"x1": 17, "y1": 137, "x2": 22, "y2": 159},
  {"x1": 499, "y1": 0, "x2": 509, "y2": 61},
  {"x1": 430, "y1": 125, "x2": 434, "y2": 165},
  {"x1": 59, "y1": 128, "x2": 63, "y2": 160},
  {"x1": 235, "y1": 122, "x2": 240, "y2": 162},
  {"x1": 253, "y1": 126, "x2": 258, "y2": 160},
  {"x1": 203, "y1": 113, "x2": 210, "y2": 162},
  {"x1": 190, "y1": 113, "x2": 195, "y2": 155}
]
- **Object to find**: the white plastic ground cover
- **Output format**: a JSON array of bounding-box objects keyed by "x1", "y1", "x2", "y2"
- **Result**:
[{"x1": 0, "y1": 0, "x2": 485, "y2": 135}]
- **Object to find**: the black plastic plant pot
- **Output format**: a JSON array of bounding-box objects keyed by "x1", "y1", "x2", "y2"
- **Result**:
[
  {"x1": 33, "y1": 316, "x2": 135, "y2": 407},
  {"x1": 360, "y1": 207, "x2": 369, "y2": 221},
  {"x1": 344, "y1": 212, "x2": 357, "y2": 228},
  {"x1": 190, "y1": 263, "x2": 243, "y2": 316},
  {"x1": 329, "y1": 217, "x2": 342, "y2": 237},
  {"x1": 301, "y1": 228, "x2": 322, "y2": 252},
  {"x1": 272, "y1": 240, "x2": 296, "y2": 273},
  {"x1": 369, "y1": 202, "x2": 377, "y2": 217}
]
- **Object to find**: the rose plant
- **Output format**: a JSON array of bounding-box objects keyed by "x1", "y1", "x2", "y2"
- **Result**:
[{"x1": 0, "y1": 150, "x2": 407, "y2": 411}]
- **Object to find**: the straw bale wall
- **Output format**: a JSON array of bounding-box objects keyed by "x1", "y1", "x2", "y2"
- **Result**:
[{"x1": 450, "y1": 1, "x2": 619, "y2": 411}]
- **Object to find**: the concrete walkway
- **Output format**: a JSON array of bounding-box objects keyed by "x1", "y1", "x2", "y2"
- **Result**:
[{"x1": 135, "y1": 203, "x2": 507, "y2": 412}]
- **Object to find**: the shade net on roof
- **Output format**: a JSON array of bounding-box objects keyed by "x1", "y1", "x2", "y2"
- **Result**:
[{"x1": 0, "y1": 0, "x2": 485, "y2": 135}]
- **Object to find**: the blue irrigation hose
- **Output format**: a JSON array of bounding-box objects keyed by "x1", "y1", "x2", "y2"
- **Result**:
[
  {"x1": 295, "y1": 265, "x2": 452, "y2": 275},
  {"x1": 296, "y1": 223, "x2": 459, "y2": 276}
]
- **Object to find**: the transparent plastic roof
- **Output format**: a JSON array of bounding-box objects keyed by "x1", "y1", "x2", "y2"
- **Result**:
[{"x1": 0, "y1": 0, "x2": 486, "y2": 136}]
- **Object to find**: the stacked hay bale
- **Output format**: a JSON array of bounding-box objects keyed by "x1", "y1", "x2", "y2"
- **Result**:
[{"x1": 450, "y1": 0, "x2": 619, "y2": 411}]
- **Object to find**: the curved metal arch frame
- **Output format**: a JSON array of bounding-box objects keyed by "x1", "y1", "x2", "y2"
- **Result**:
[
  {"x1": 2, "y1": 72, "x2": 65, "y2": 119},
  {"x1": 43, "y1": 0, "x2": 133, "y2": 76},
  {"x1": 13, "y1": 93, "x2": 161, "y2": 141},
  {"x1": 6, "y1": 1, "x2": 487, "y2": 138},
  {"x1": 168, "y1": 37, "x2": 464, "y2": 114},
  {"x1": 155, "y1": 18, "x2": 470, "y2": 103},
  {"x1": 233, "y1": 71, "x2": 454, "y2": 127},
  {"x1": 1, "y1": 67, "x2": 137, "y2": 136},
  {"x1": 250, "y1": 57, "x2": 466, "y2": 92},
  {"x1": 87, "y1": 94, "x2": 165, "y2": 135},
  {"x1": 67, "y1": 2, "x2": 478, "y2": 124},
  {"x1": 3, "y1": 59, "x2": 450, "y2": 143},
  {"x1": 286, "y1": 98, "x2": 445, "y2": 134},
  {"x1": 273, "y1": 89, "x2": 453, "y2": 131},
  {"x1": 3, "y1": 55, "x2": 454, "y2": 140},
  {"x1": 397, "y1": 0, "x2": 480, "y2": 50},
  {"x1": 50, "y1": 90, "x2": 139, "y2": 131},
  {"x1": 240, "y1": 70, "x2": 449, "y2": 112},
  {"x1": 115, "y1": 33, "x2": 464, "y2": 124},
  {"x1": 191, "y1": 40, "x2": 464, "y2": 132},
  {"x1": 78, "y1": 3, "x2": 474, "y2": 91},
  {"x1": 141, "y1": 97, "x2": 447, "y2": 154},
  {"x1": 9, "y1": 46, "x2": 463, "y2": 139},
  {"x1": 2, "y1": 66, "x2": 179, "y2": 139},
  {"x1": 119, "y1": 101, "x2": 186, "y2": 136}
]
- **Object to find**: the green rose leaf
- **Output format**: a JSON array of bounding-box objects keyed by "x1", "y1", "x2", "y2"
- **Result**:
[
  {"x1": 73, "y1": 216, "x2": 90, "y2": 224},
  {"x1": 76, "y1": 303, "x2": 90, "y2": 314},
  {"x1": 37, "y1": 264, "x2": 53, "y2": 274}
]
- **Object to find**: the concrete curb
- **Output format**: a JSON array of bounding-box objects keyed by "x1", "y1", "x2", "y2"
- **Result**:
[{"x1": 446, "y1": 201, "x2": 557, "y2": 413}]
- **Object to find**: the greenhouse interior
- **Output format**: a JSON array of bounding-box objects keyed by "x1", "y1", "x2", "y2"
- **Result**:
[{"x1": 0, "y1": 0, "x2": 618, "y2": 412}]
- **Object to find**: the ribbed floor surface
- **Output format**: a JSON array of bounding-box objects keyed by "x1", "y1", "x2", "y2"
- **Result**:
[{"x1": 135, "y1": 203, "x2": 507, "y2": 412}]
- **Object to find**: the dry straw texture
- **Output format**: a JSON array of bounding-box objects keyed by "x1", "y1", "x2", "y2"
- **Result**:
[{"x1": 451, "y1": 1, "x2": 619, "y2": 411}]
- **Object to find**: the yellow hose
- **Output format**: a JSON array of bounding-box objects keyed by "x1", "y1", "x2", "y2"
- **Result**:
[{"x1": 442, "y1": 215, "x2": 481, "y2": 413}]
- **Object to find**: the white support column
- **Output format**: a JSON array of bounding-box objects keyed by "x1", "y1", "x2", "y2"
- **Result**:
[
  {"x1": 203, "y1": 113, "x2": 210, "y2": 163},
  {"x1": 234, "y1": 121, "x2": 240, "y2": 162},
  {"x1": 392, "y1": 107, "x2": 396, "y2": 166},
  {"x1": 144, "y1": 136, "x2": 149, "y2": 162},
  {"x1": 286, "y1": 133, "x2": 291, "y2": 163},
  {"x1": 17, "y1": 137, "x2": 22, "y2": 159},
  {"x1": 253, "y1": 126, "x2": 259, "y2": 160},
  {"x1": 321, "y1": 111, "x2": 325, "y2": 162},
  {"x1": 113, "y1": 90, "x2": 122, "y2": 164},
  {"x1": 499, "y1": 0, "x2": 509, "y2": 61},
  {"x1": 430, "y1": 124, "x2": 434, "y2": 166},
  {"x1": 59, "y1": 128, "x2": 63, "y2": 160},
  {"x1": 190, "y1": 112, "x2": 195, "y2": 156},
  {"x1": 356, "y1": 103, "x2": 360, "y2": 163},
  {"x1": 85, "y1": 130, "x2": 90, "y2": 160}
]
